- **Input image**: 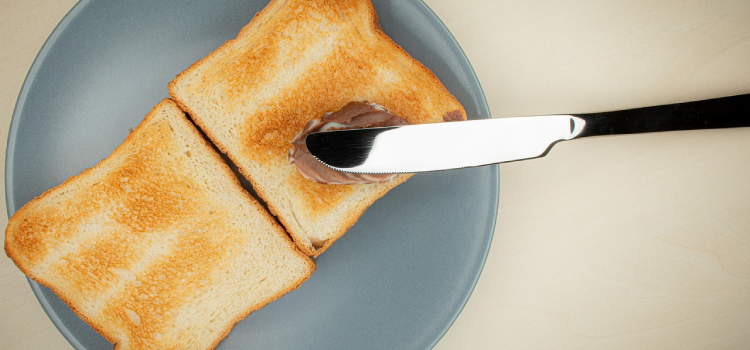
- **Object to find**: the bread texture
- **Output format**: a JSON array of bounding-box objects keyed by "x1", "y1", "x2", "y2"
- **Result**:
[
  {"x1": 168, "y1": 0, "x2": 466, "y2": 256},
  {"x1": 4, "y1": 99, "x2": 315, "y2": 350}
]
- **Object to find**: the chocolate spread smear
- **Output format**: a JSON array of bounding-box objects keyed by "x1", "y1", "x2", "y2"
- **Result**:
[
  {"x1": 442, "y1": 110, "x2": 464, "y2": 122},
  {"x1": 289, "y1": 101, "x2": 409, "y2": 185}
]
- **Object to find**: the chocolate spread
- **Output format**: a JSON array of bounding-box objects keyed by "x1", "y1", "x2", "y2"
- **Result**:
[
  {"x1": 442, "y1": 110, "x2": 464, "y2": 122},
  {"x1": 289, "y1": 101, "x2": 410, "y2": 184}
]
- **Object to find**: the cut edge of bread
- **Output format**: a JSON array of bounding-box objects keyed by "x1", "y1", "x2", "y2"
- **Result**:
[{"x1": 267, "y1": 174, "x2": 414, "y2": 257}]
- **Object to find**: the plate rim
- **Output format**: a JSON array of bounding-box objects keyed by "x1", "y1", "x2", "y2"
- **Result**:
[
  {"x1": 398, "y1": 3, "x2": 498, "y2": 348},
  {"x1": 5, "y1": 1, "x2": 95, "y2": 347}
]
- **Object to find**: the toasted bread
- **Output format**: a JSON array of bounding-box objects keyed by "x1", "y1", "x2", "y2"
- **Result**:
[
  {"x1": 4, "y1": 99, "x2": 315, "y2": 350},
  {"x1": 168, "y1": 0, "x2": 466, "y2": 256}
]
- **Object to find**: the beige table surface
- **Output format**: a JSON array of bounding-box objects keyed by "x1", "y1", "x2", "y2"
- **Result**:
[{"x1": 2, "y1": 0, "x2": 750, "y2": 349}]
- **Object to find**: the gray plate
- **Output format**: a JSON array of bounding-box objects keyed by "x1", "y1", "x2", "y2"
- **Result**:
[{"x1": 5, "y1": 0, "x2": 498, "y2": 349}]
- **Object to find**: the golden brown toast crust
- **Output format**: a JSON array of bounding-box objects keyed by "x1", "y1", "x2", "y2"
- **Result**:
[
  {"x1": 169, "y1": 0, "x2": 466, "y2": 256},
  {"x1": 5, "y1": 99, "x2": 315, "y2": 350}
]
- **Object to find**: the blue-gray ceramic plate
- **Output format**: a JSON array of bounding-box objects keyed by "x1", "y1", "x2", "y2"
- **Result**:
[{"x1": 6, "y1": 0, "x2": 498, "y2": 348}]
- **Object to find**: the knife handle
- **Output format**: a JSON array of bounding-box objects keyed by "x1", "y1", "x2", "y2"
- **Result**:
[{"x1": 574, "y1": 94, "x2": 750, "y2": 138}]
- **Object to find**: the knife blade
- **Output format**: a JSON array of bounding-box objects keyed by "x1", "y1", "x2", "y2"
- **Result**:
[{"x1": 305, "y1": 94, "x2": 750, "y2": 174}]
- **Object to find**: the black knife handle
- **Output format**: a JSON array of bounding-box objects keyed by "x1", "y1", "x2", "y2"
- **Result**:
[{"x1": 574, "y1": 94, "x2": 750, "y2": 138}]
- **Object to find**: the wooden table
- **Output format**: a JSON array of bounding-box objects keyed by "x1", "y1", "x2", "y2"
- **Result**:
[{"x1": 2, "y1": 0, "x2": 749, "y2": 348}]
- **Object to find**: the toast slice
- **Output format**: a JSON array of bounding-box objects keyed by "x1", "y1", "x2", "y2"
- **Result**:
[
  {"x1": 168, "y1": 0, "x2": 466, "y2": 256},
  {"x1": 5, "y1": 99, "x2": 315, "y2": 350}
]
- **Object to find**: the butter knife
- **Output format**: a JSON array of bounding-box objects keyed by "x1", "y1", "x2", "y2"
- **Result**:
[{"x1": 305, "y1": 94, "x2": 750, "y2": 174}]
